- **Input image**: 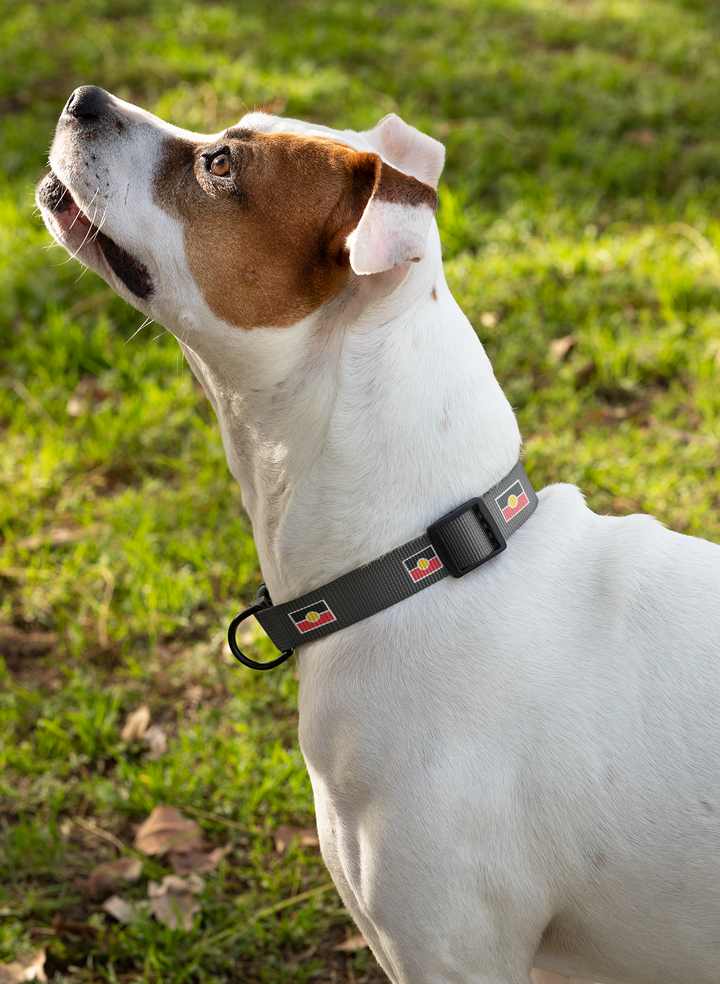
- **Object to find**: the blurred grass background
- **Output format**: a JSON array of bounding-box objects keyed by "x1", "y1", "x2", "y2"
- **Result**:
[{"x1": 1, "y1": 0, "x2": 720, "y2": 981}]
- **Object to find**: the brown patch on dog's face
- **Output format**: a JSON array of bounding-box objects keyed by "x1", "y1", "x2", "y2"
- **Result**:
[{"x1": 153, "y1": 129, "x2": 383, "y2": 329}]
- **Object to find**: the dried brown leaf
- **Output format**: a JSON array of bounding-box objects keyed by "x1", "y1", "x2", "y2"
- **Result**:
[
  {"x1": 575, "y1": 360, "x2": 596, "y2": 386},
  {"x1": 169, "y1": 845, "x2": 229, "y2": 875},
  {"x1": 148, "y1": 873, "x2": 205, "y2": 898},
  {"x1": 85, "y1": 870, "x2": 115, "y2": 897},
  {"x1": 134, "y1": 806, "x2": 207, "y2": 855},
  {"x1": 150, "y1": 891, "x2": 200, "y2": 932},
  {"x1": 106, "y1": 855, "x2": 143, "y2": 881},
  {"x1": 548, "y1": 334, "x2": 577, "y2": 363},
  {"x1": 66, "y1": 376, "x2": 113, "y2": 416},
  {"x1": 16, "y1": 526, "x2": 98, "y2": 552},
  {"x1": 120, "y1": 705, "x2": 150, "y2": 742},
  {"x1": 184, "y1": 685, "x2": 203, "y2": 709},
  {"x1": 87, "y1": 856, "x2": 143, "y2": 895},
  {"x1": 332, "y1": 934, "x2": 367, "y2": 953},
  {"x1": 590, "y1": 401, "x2": 644, "y2": 423},
  {"x1": 184, "y1": 871, "x2": 206, "y2": 894},
  {"x1": 0, "y1": 628, "x2": 57, "y2": 658},
  {"x1": 147, "y1": 874, "x2": 203, "y2": 931},
  {"x1": 273, "y1": 825, "x2": 319, "y2": 854},
  {"x1": 102, "y1": 895, "x2": 137, "y2": 924},
  {"x1": 0, "y1": 949, "x2": 47, "y2": 983},
  {"x1": 624, "y1": 129, "x2": 656, "y2": 147},
  {"x1": 142, "y1": 724, "x2": 167, "y2": 760},
  {"x1": 286, "y1": 943, "x2": 319, "y2": 968},
  {"x1": 52, "y1": 916, "x2": 98, "y2": 940}
]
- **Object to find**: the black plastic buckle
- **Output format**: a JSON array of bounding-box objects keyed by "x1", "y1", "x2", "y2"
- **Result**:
[
  {"x1": 227, "y1": 582, "x2": 295, "y2": 671},
  {"x1": 427, "y1": 497, "x2": 506, "y2": 578}
]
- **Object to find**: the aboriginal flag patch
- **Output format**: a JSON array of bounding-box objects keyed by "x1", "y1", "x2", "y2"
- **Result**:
[
  {"x1": 403, "y1": 546, "x2": 443, "y2": 582},
  {"x1": 495, "y1": 480, "x2": 529, "y2": 522},
  {"x1": 289, "y1": 600, "x2": 337, "y2": 634}
]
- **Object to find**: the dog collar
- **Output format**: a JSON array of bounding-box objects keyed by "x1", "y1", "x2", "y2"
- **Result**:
[{"x1": 228, "y1": 460, "x2": 537, "y2": 669}]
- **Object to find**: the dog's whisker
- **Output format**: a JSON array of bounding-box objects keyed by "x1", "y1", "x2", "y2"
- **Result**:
[
  {"x1": 72, "y1": 200, "x2": 105, "y2": 255},
  {"x1": 85, "y1": 200, "x2": 107, "y2": 244},
  {"x1": 123, "y1": 317, "x2": 154, "y2": 345},
  {"x1": 175, "y1": 322, "x2": 191, "y2": 375},
  {"x1": 90, "y1": 199, "x2": 108, "y2": 237},
  {"x1": 68, "y1": 186, "x2": 100, "y2": 234}
]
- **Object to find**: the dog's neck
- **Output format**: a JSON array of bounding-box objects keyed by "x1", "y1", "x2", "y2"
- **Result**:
[{"x1": 181, "y1": 228, "x2": 521, "y2": 603}]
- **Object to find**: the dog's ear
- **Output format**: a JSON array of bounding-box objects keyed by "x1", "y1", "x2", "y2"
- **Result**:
[
  {"x1": 333, "y1": 152, "x2": 438, "y2": 276},
  {"x1": 361, "y1": 114, "x2": 445, "y2": 189}
]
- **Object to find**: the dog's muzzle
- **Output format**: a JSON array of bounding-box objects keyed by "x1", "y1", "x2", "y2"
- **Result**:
[
  {"x1": 37, "y1": 170, "x2": 155, "y2": 300},
  {"x1": 37, "y1": 86, "x2": 155, "y2": 300}
]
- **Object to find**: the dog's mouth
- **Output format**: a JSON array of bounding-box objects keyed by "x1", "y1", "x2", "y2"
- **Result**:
[{"x1": 37, "y1": 172, "x2": 154, "y2": 299}]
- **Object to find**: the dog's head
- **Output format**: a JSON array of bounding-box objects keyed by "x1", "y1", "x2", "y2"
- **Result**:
[{"x1": 36, "y1": 86, "x2": 444, "y2": 334}]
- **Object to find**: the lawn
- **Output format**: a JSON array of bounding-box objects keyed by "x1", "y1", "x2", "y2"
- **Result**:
[{"x1": 1, "y1": 0, "x2": 720, "y2": 981}]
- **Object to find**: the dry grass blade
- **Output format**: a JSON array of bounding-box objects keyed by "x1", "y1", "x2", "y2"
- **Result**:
[
  {"x1": 0, "y1": 378, "x2": 55, "y2": 425},
  {"x1": 180, "y1": 805, "x2": 248, "y2": 831},
  {"x1": 72, "y1": 816, "x2": 125, "y2": 852},
  {"x1": 250, "y1": 883, "x2": 333, "y2": 923},
  {"x1": 201, "y1": 883, "x2": 335, "y2": 948}
]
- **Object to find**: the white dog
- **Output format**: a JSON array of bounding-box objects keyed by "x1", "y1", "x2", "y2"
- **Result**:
[{"x1": 37, "y1": 87, "x2": 720, "y2": 984}]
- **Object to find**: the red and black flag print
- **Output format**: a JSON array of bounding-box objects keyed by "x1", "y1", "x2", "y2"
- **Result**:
[
  {"x1": 289, "y1": 599, "x2": 337, "y2": 634},
  {"x1": 403, "y1": 546, "x2": 443, "y2": 582},
  {"x1": 495, "y1": 480, "x2": 529, "y2": 522}
]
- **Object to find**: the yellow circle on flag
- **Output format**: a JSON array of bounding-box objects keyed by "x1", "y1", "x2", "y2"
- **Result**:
[
  {"x1": 508, "y1": 494, "x2": 518, "y2": 508},
  {"x1": 306, "y1": 611, "x2": 320, "y2": 622},
  {"x1": 417, "y1": 558, "x2": 429, "y2": 570}
]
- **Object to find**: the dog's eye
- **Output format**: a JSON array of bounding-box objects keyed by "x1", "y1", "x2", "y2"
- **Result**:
[{"x1": 208, "y1": 153, "x2": 231, "y2": 177}]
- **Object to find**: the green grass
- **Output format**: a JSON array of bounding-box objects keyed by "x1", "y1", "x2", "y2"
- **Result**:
[{"x1": 2, "y1": 0, "x2": 720, "y2": 980}]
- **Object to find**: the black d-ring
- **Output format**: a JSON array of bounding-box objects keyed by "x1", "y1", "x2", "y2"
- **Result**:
[{"x1": 227, "y1": 602, "x2": 295, "y2": 670}]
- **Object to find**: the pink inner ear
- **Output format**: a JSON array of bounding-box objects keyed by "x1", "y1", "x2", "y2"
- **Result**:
[
  {"x1": 346, "y1": 158, "x2": 437, "y2": 276},
  {"x1": 347, "y1": 197, "x2": 435, "y2": 275}
]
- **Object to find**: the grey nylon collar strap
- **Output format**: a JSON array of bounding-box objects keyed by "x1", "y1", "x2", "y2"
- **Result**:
[{"x1": 228, "y1": 460, "x2": 537, "y2": 668}]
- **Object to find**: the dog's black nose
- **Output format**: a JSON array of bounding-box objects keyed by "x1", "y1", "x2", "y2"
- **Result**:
[{"x1": 64, "y1": 85, "x2": 112, "y2": 120}]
